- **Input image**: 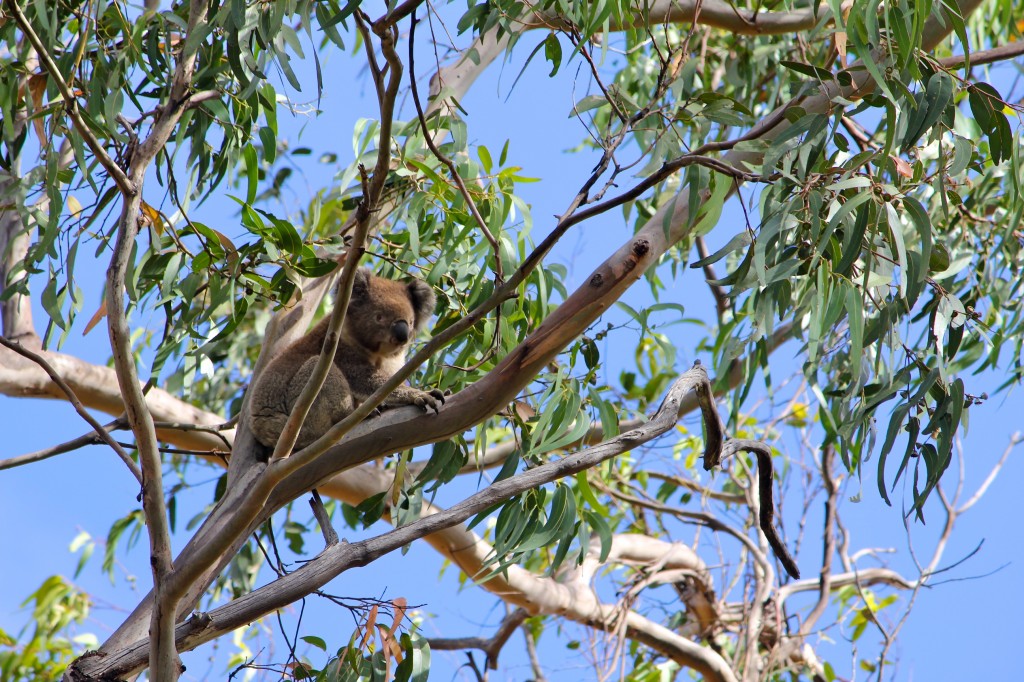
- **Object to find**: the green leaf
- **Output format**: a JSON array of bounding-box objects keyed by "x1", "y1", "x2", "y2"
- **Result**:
[
  {"x1": 844, "y1": 284, "x2": 864, "y2": 386},
  {"x1": 890, "y1": 416, "x2": 920, "y2": 497},
  {"x1": 477, "y1": 145, "x2": 492, "y2": 174},
  {"x1": 706, "y1": 245, "x2": 754, "y2": 286},
  {"x1": 416, "y1": 438, "x2": 469, "y2": 489},
  {"x1": 544, "y1": 33, "x2": 562, "y2": 77},
  {"x1": 877, "y1": 401, "x2": 910, "y2": 506},
  {"x1": 493, "y1": 448, "x2": 521, "y2": 483},
  {"x1": 573, "y1": 94, "x2": 610, "y2": 116},
  {"x1": 41, "y1": 274, "x2": 66, "y2": 331},
  {"x1": 991, "y1": 112, "x2": 1012, "y2": 165},
  {"x1": 514, "y1": 484, "x2": 570, "y2": 553},
  {"x1": 690, "y1": 171, "x2": 730, "y2": 236},
  {"x1": 901, "y1": 72, "x2": 953, "y2": 152},
  {"x1": 780, "y1": 60, "x2": 834, "y2": 81},
  {"x1": 846, "y1": 26, "x2": 896, "y2": 102},
  {"x1": 243, "y1": 144, "x2": 258, "y2": 205},
  {"x1": 940, "y1": 0, "x2": 970, "y2": 72},
  {"x1": 301, "y1": 635, "x2": 327, "y2": 651},
  {"x1": 584, "y1": 510, "x2": 612, "y2": 562},
  {"x1": 257, "y1": 209, "x2": 303, "y2": 255},
  {"x1": 884, "y1": 204, "x2": 908, "y2": 294},
  {"x1": 969, "y1": 83, "x2": 996, "y2": 133},
  {"x1": 396, "y1": 633, "x2": 431, "y2": 682},
  {"x1": 948, "y1": 134, "x2": 973, "y2": 177},
  {"x1": 575, "y1": 471, "x2": 608, "y2": 516},
  {"x1": 690, "y1": 231, "x2": 751, "y2": 268}
]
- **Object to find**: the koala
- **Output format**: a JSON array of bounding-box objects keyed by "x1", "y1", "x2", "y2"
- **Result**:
[{"x1": 247, "y1": 268, "x2": 445, "y2": 451}]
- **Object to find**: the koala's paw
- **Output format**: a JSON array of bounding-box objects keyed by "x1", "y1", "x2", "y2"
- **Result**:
[{"x1": 413, "y1": 388, "x2": 447, "y2": 414}]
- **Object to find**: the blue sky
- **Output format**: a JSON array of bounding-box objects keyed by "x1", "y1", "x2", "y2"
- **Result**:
[{"x1": 2, "y1": 17, "x2": 1023, "y2": 681}]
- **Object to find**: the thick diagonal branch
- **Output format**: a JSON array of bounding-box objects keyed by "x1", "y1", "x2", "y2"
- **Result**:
[{"x1": 74, "y1": 366, "x2": 738, "y2": 682}]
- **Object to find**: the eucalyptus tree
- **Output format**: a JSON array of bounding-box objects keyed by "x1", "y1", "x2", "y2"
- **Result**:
[{"x1": 1, "y1": 0, "x2": 1021, "y2": 680}]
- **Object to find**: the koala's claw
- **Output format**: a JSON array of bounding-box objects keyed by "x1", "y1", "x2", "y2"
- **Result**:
[{"x1": 414, "y1": 388, "x2": 447, "y2": 414}]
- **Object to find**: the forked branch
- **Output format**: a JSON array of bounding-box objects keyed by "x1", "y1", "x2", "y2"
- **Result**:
[{"x1": 71, "y1": 364, "x2": 747, "y2": 681}]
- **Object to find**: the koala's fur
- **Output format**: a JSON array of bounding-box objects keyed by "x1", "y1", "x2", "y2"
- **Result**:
[{"x1": 247, "y1": 268, "x2": 444, "y2": 451}]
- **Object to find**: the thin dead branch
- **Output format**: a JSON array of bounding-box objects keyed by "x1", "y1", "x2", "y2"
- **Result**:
[
  {"x1": 0, "y1": 337, "x2": 140, "y2": 483},
  {"x1": 427, "y1": 608, "x2": 528, "y2": 670}
]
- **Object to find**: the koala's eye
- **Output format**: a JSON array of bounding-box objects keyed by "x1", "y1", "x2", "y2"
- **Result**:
[{"x1": 376, "y1": 313, "x2": 385, "y2": 323}]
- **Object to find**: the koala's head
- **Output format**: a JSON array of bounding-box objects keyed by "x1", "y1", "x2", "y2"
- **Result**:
[{"x1": 345, "y1": 268, "x2": 436, "y2": 354}]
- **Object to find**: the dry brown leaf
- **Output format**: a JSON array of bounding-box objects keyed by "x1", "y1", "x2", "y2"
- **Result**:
[{"x1": 82, "y1": 300, "x2": 107, "y2": 336}]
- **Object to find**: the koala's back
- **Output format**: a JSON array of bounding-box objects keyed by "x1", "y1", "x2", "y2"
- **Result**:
[{"x1": 247, "y1": 315, "x2": 355, "y2": 451}]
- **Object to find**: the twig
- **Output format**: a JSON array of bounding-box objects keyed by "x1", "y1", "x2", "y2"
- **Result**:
[
  {"x1": 776, "y1": 567, "x2": 917, "y2": 605},
  {"x1": 558, "y1": 154, "x2": 768, "y2": 234},
  {"x1": 694, "y1": 235, "x2": 731, "y2": 320},
  {"x1": 374, "y1": 0, "x2": 428, "y2": 30},
  {"x1": 958, "y1": 432, "x2": 1021, "y2": 513},
  {"x1": 522, "y1": 619, "x2": 547, "y2": 682},
  {"x1": 408, "y1": 14, "x2": 503, "y2": 281},
  {"x1": 935, "y1": 39, "x2": 1024, "y2": 69},
  {"x1": 735, "y1": 448, "x2": 771, "y2": 678},
  {"x1": 596, "y1": 478, "x2": 774, "y2": 578},
  {"x1": 648, "y1": 471, "x2": 745, "y2": 503},
  {"x1": 712, "y1": 438, "x2": 800, "y2": 579},
  {"x1": 0, "y1": 337, "x2": 142, "y2": 484},
  {"x1": 411, "y1": 416, "x2": 647, "y2": 478},
  {"x1": 308, "y1": 489, "x2": 339, "y2": 546},
  {"x1": 571, "y1": 30, "x2": 628, "y2": 124},
  {"x1": 851, "y1": 564, "x2": 892, "y2": 680},
  {"x1": 427, "y1": 608, "x2": 528, "y2": 669},
  {"x1": 799, "y1": 444, "x2": 837, "y2": 635}
]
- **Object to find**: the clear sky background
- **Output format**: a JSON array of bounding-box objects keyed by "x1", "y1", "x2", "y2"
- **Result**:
[{"x1": 1, "y1": 15, "x2": 1022, "y2": 682}]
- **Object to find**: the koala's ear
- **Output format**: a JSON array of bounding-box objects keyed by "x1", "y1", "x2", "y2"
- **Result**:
[
  {"x1": 351, "y1": 267, "x2": 371, "y2": 298},
  {"x1": 407, "y1": 279, "x2": 437, "y2": 330}
]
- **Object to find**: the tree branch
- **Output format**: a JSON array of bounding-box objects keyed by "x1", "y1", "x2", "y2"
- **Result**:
[
  {"x1": 74, "y1": 366, "x2": 738, "y2": 681},
  {"x1": 528, "y1": 0, "x2": 848, "y2": 36},
  {"x1": 776, "y1": 567, "x2": 918, "y2": 605},
  {"x1": 713, "y1": 439, "x2": 799, "y2": 579},
  {"x1": 94, "y1": 0, "x2": 212, "y2": 675},
  {"x1": 0, "y1": 337, "x2": 141, "y2": 484},
  {"x1": 801, "y1": 445, "x2": 838, "y2": 634},
  {"x1": 936, "y1": 39, "x2": 1024, "y2": 69},
  {"x1": 0, "y1": 348, "x2": 229, "y2": 451},
  {"x1": 427, "y1": 608, "x2": 528, "y2": 670}
]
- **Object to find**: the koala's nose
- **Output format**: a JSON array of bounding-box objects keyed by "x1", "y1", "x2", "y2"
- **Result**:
[{"x1": 391, "y1": 320, "x2": 410, "y2": 344}]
